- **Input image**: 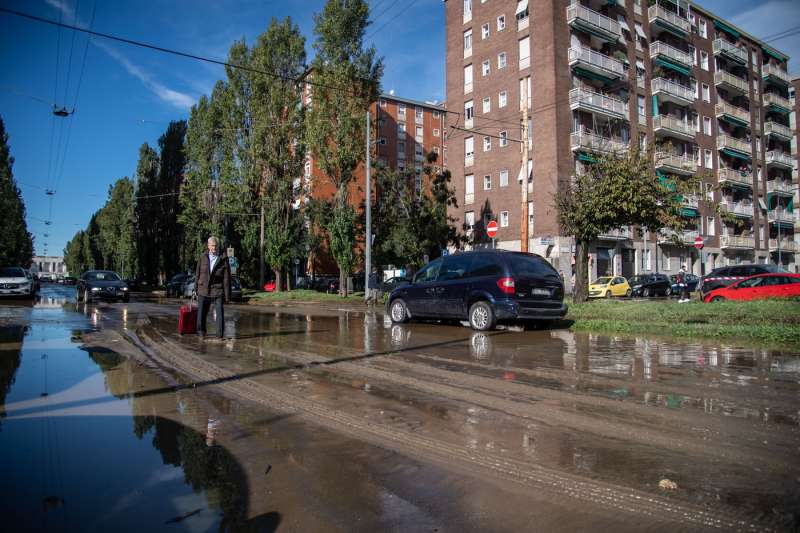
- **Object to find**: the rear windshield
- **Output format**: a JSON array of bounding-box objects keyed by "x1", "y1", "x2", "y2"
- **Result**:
[
  {"x1": 0, "y1": 267, "x2": 25, "y2": 277},
  {"x1": 507, "y1": 254, "x2": 559, "y2": 279},
  {"x1": 629, "y1": 275, "x2": 647, "y2": 285},
  {"x1": 85, "y1": 271, "x2": 121, "y2": 281}
]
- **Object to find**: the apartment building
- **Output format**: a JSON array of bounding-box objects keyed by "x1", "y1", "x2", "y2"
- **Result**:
[
  {"x1": 303, "y1": 93, "x2": 446, "y2": 274},
  {"x1": 792, "y1": 77, "x2": 800, "y2": 264},
  {"x1": 445, "y1": 0, "x2": 798, "y2": 285}
]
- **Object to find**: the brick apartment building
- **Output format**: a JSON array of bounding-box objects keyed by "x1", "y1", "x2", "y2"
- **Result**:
[
  {"x1": 792, "y1": 77, "x2": 800, "y2": 259},
  {"x1": 302, "y1": 93, "x2": 446, "y2": 275},
  {"x1": 445, "y1": 0, "x2": 798, "y2": 287}
]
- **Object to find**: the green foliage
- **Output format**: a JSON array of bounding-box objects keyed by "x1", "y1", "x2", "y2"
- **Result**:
[
  {"x1": 0, "y1": 116, "x2": 34, "y2": 268},
  {"x1": 305, "y1": 0, "x2": 383, "y2": 294},
  {"x1": 134, "y1": 143, "x2": 162, "y2": 283}
]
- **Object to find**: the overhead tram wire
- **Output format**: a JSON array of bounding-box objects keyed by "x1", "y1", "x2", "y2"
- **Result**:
[
  {"x1": 365, "y1": 0, "x2": 419, "y2": 40},
  {"x1": 46, "y1": 4, "x2": 65, "y2": 193},
  {"x1": 0, "y1": 7, "x2": 365, "y2": 97},
  {"x1": 51, "y1": 0, "x2": 80, "y2": 198}
]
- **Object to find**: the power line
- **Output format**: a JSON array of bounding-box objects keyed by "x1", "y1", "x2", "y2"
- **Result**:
[{"x1": 366, "y1": 0, "x2": 420, "y2": 40}]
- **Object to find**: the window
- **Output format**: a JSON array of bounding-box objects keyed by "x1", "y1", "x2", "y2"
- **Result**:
[
  {"x1": 467, "y1": 254, "x2": 502, "y2": 277},
  {"x1": 752, "y1": 78, "x2": 758, "y2": 92},
  {"x1": 700, "y1": 51, "x2": 709, "y2": 70},
  {"x1": 518, "y1": 36, "x2": 530, "y2": 69},
  {"x1": 707, "y1": 216, "x2": 715, "y2": 236},
  {"x1": 415, "y1": 125, "x2": 423, "y2": 142},
  {"x1": 498, "y1": 52, "x2": 507, "y2": 69},
  {"x1": 694, "y1": 145, "x2": 701, "y2": 165},
  {"x1": 692, "y1": 112, "x2": 700, "y2": 132},
  {"x1": 528, "y1": 201, "x2": 533, "y2": 227},
  {"x1": 464, "y1": 64, "x2": 473, "y2": 93},
  {"x1": 465, "y1": 174, "x2": 474, "y2": 204},
  {"x1": 703, "y1": 116, "x2": 712, "y2": 136},
  {"x1": 499, "y1": 131, "x2": 508, "y2": 147},
  {"x1": 497, "y1": 15, "x2": 505, "y2": 31},
  {"x1": 482, "y1": 60, "x2": 490, "y2": 77},
  {"x1": 464, "y1": 29, "x2": 473, "y2": 57},
  {"x1": 463, "y1": 0, "x2": 472, "y2": 23},
  {"x1": 482, "y1": 97, "x2": 491, "y2": 113},
  {"x1": 433, "y1": 146, "x2": 440, "y2": 154},
  {"x1": 699, "y1": 18, "x2": 707, "y2": 38},
  {"x1": 481, "y1": 23, "x2": 489, "y2": 39},
  {"x1": 379, "y1": 99, "x2": 387, "y2": 108},
  {"x1": 398, "y1": 103, "x2": 406, "y2": 118},
  {"x1": 398, "y1": 140, "x2": 406, "y2": 155},
  {"x1": 755, "y1": 137, "x2": 760, "y2": 153},
  {"x1": 415, "y1": 107, "x2": 423, "y2": 121},
  {"x1": 464, "y1": 99, "x2": 474, "y2": 123},
  {"x1": 500, "y1": 169, "x2": 509, "y2": 187},
  {"x1": 483, "y1": 135, "x2": 491, "y2": 151},
  {"x1": 689, "y1": 45, "x2": 697, "y2": 66},
  {"x1": 414, "y1": 258, "x2": 442, "y2": 283},
  {"x1": 499, "y1": 90, "x2": 508, "y2": 108},
  {"x1": 398, "y1": 122, "x2": 406, "y2": 135},
  {"x1": 705, "y1": 182, "x2": 713, "y2": 201},
  {"x1": 691, "y1": 79, "x2": 698, "y2": 98},
  {"x1": 704, "y1": 149, "x2": 712, "y2": 169},
  {"x1": 464, "y1": 210, "x2": 475, "y2": 231},
  {"x1": 637, "y1": 95, "x2": 645, "y2": 117},
  {"x1": 433, "y1": 110, "x2": 440, "y2": 119},
  {"x1": 465, "y1": 137, "x2": 474, "y2": 158},
  {"x1": 500, "y1": 211, "x2": 509, "y2": 227},
  {"x1": 433, "y1": 128, "x2": 440, "y2": 137},
  {"x1": 438, "y1": 255, "x2": 472, "y2": 281},
  {"x1": 751, "y1": 50, "x2": 758, "y2": 68},
  {"x1": 483, "y1": 174, "x2": 491, "y2": 190},
  {"x1": 701, "y1": 83, "x2": 710, "y2": 102}
]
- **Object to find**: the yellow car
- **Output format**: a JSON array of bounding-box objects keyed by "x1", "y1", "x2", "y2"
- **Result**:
[{"x1": 588, "y1": 276, "x2": 631, "y2": 298}]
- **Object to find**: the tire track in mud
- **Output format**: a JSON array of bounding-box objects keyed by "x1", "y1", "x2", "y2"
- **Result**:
[{"x1": 121, "y1": 325, "x2": 770, "y2": 532}]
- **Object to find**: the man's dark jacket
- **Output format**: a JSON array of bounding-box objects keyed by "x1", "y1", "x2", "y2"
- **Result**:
[{"x1": 195, "y1": 252, "x2": 231, "y2": 300}]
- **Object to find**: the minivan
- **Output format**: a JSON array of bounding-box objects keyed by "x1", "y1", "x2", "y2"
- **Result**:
[
  {"x1": 386, "y1": 250, "x2": 567, "y2": 331},
  {"x1": 698, "y1": 264, "x2": 785, "y2": 295}
]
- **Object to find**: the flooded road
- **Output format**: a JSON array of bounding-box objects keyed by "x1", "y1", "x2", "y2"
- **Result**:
[{"x1": 1, "y1": 286, "x2": 799, "y2": 531}]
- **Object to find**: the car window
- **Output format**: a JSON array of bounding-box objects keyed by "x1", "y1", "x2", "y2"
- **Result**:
[
  {"x1": 86, "y1": 272, "x2": 121, "y2": 282},
  {"x1": 0, "y1": 267, "x2": 25, "y2": 277},
  {"x1": 594, "y1": 277, "x2": 612, "y2": 284},
  {"x1": 786, "y1": 277, "x2": 800, "y2": 284},
  {"x1": 438, "y1": 255, "x2": 472, "y2": 281},
  {"x1": 466, "y1": 254, "x2": 502, "y2": 277},
  {"x1": 508, "y1": 253, "x2": 558, "y2": 278},
  {"x1": 414, "y1": 258, "x2": 442, "y2": 283},
  {"x1": 614, "y1": 277, "x2": 624, "y2": 284},
  {"x1": 729, "y1": 266, "x2": 749, "y2": 277},
  {"x1": 738, "y1": 276, "x2": 767, "y2": 288}
]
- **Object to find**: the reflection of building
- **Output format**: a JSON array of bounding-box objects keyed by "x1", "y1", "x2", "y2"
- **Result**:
[
  {"x1": 446, "y1": 0, "x2": 798, "y2": 286},
  {"x1": 32, "y1": 255, "x2": 68, "y2": 278}
]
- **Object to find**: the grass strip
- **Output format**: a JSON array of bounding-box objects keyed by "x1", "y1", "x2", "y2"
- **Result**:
[{"x1": 247, "y1": 289, "x2": 366, "y2": 305}]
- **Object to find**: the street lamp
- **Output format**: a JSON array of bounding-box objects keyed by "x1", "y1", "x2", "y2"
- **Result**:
[{"x1": 364, "y1": 109, "x2": 383, "y2": 302}]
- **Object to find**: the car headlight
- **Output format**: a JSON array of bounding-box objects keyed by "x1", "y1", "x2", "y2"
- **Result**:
[
  {"x1": 122, "y1": 287, "x2": 129, "y2": 291},
  {"x1": 91, "y1": 287, "x2": 101, "y2": 291}
]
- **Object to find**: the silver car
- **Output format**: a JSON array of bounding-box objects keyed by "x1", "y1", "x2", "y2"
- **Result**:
[{"x1": 0, "y1": 267, "x2": 34, "y2": 298}]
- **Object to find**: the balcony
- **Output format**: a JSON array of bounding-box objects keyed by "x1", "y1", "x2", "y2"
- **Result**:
[
  {"x1": 766, "y1": 180, "x2": 794, "y2": 196},
  {"x1": 653, "y1": 115, "x2": 695, "y2": 141},
  {"x1": 654, "y1": 152, "x2": 696, "y2": 176},
  {"x1": 718, "y1": 167, "x2": 752, "y2": 189},
  {"x1": 636, "y1": 76, "x2": 645, "y2": 90},
  {"x1": 570, "y1": 131, "x2": 629, "y2": 154},
  {"x1": 764, "y1": 121, "x2": 793, "y2": 141},
  {"x1": 715, "y1": 102, "x2": 750, "y2": 128},
  {"x1": 769, "y1": 239, "x2": 799, "y2": 253},
  {"x1": 568, "y1": 47, "x2": 627, "y2": 82},
  {"x1": 598, "y1": 226, "x2": 633, "y2": 241},
  {"x1": 518, "y1": 15, "x2": 529, "y2": 32},
  {"x1": 714, "y1": 71, "x2": 748, "y2": 96},
  {"x1": 717, "y1": 134, "x2": 752, "y2": 158},
  {"x1": 712, "y1": 39, "x2": 747, "y2": 65},
  {"x1": 765, "y1": 150, "x2": 794, "y2": 169},
  {"x1": 659, "y1": 229, "x2": 699, "y2": 244},
  {"x1": 720, "y1": 201, "x2": 754, "y2": 218},
  {"x1": 566, "y1": 4, "x2": 621, "y2": 42},
  {"x1": 650, "y1": 41, "x2": 693, "y2": 68},
  {"x1": 768, "y1": 208, "x2": 795, "y2": 225},
  {"x1": 720, "y1": 235, "x2": 755, "y2": 249},
  {"x1": 634, "y1": 2, "x2": 642, "y2": 16},
  {"x1": 569, "y1": 88, "x2": 628, "y2": 120},
  {"x1": 763, "y1": 92, "x2": 792, "y2": 113},
  {"x1": 762, "y1": 63, "x2": 790, "y2": 86},
  {"x1": 648, "y1": 5, "x2": 691, "y2": 37},
  {"x1": 651, "y1": 77, "x2": 694, "y2": 106}
]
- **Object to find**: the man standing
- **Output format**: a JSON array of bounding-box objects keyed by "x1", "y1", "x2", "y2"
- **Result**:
[
  {"x1": 195, "y1": 236, "x2": 231, "y2": 338},
  {"x1": 677, "y1": 264, "x2": 689, "y2": 303}
]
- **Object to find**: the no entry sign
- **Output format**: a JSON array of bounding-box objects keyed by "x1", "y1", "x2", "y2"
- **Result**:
[
  {"x1": 694, "y1": 236, "x2": 704, "y2": 249},
  {"x1": 487, "y1": 220, "x2": 498, "y2": 238}
]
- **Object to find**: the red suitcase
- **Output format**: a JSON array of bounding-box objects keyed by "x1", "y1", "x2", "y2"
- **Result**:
[{"x1": 178, "y1": 302, "x2": 197, "y2": 335}]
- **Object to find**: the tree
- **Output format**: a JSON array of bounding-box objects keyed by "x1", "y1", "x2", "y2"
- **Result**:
[
  {"x1": 557, "y1": 147, "x2": 697, "y2": 303},
  {"x1": 156, "y1": 121, "x2": 188, "y2": 277},
  {"x1": 134, "y1": 143, "x2": 161, "y2": 283},
  {"x1": 306, "y1": 0, "x2": 383, "y2": 296},
  {"x1": 0, "y1": 116, "x2": 34, "y2": 267}
]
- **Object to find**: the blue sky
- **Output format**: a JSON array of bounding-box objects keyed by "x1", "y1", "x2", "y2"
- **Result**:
[{"x1": 0, "y1": 0, "x2": 798, "y2": 257}]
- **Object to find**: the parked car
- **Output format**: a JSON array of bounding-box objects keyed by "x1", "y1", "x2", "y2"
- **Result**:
[
  {"x1": 24, "y1": 269, "x2": 40, "y2": 294},
  {"x1": 0, "y1": 267, "x2": 35, "y2": 298},
  {"x1": 669, "y1": 273, "x2": 699, "y2": 296},
  {"x1": 62, "y1": 276, "x2": 77, "y2": 286},
  {"x1": 628, "y1": 273, "x2": 671, "y2": 297},
  {"x1": 387, "y1": 250, "x2": 567, "y2": 331},
  {"x1": 697, "y1": 264, "x2": 785, "y2": 296},
  {"x1": 263, "y1": 280, "x2": 276, "y2": 292},
  {"x1": 588, "y1": 276, "x2": 631, "y2": 298},
  {"x1": 183, "y1": 275, "x2": 196, "y2": 298},
  {"x1": 230, "y1": 277, "x2": 243, "y2": 302},
  {"x1": 76, "y1": 270, "x2": 130, "y2": 303},
  {"x1": 381, "y1": 276, "x2": 410, "y2": 293},
  {"x1": 704, "y1": 273, "x2": 800, "y2": 302},
  {"x1": 166, "y1": 273, "x2": 190, "y2": 297}
]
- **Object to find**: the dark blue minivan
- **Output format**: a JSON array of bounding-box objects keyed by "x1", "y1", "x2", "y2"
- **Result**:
[{"x1": 386, "y1": 250, "x2": 567, "y2": 331}]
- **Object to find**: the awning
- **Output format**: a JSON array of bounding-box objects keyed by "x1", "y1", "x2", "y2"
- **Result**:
[
  {"x1": 721, "y1": 148, "x2": 751, "y2": 161},
  {"x1": 617, "y1": 15, "x2": 631, "y2": 33},
  {"x1": 634, "y1": 23, "x2": 646, "y2": 39},
  {"x1": 636, "y1": 58, "x2": 645, "y2": 71},
  {"x1": 515, "y1": 0, "x2": 528, "y2": 17},
  {"x1": 719, "y1": 113, "x2": 749, "y2": 128},
  {"x1": 577, "y1": 153, "x2": 598, "y2": 163},
  {"x1": 713, "y1": 20, "x2": 740, "y2": 39},
  {"x1": 654, "y1": 57, "x2": 690, "y2": 76},
  {"x1": 573, "y1": 67, "x2": 614, "y2": 84},
  {"x1": 763, "y1": 47, "x2": 788, "y2": 63}
]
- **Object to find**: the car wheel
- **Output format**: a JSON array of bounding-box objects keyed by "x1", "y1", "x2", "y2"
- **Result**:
[
  {"x1": 710, "y1": 296, "x2": 725, "y2": 303},
  {"x1": 123, "y1": 295, "x2": 130, "y2": 303},
  {"x1": 469, "y1": 301, "x2": 496, "y2": 331},
  {"x1": 625, "y1": 288, "x2": 632, "y2": 298},
  {"x1": 605, "y1": 290, "x2": 612, "y2": 299},
  {"x1": 664, "y1": 286, "x2": 672, "y2": 297},
  {"x1": 389, "y1": 299, "x2": 409, "y2": 324},
  {"x1": 642, "y1": 287, "x2": 650, "y2": 298}
]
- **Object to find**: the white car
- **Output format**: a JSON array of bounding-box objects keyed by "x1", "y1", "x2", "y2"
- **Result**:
[{"x1": 0, "y1": 267, "x2": 34, "y2": 298}]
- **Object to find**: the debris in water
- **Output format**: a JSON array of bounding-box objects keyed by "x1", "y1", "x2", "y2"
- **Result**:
[
  {"x1": 658, "y1": 479, "x2": 678, "y2": 490},
  {"x1": 164, "y1": 508, "x2": 202, "y2": 524}
]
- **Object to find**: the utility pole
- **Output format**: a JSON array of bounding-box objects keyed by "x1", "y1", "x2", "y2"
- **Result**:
[
  {"x1": 364, "y1": 109, "x2": 372, "y2": 302},
  {"x1": 519, "y1": 79, "x2": 529, "y2": 253},
  {"x1": 259, "y1": 203, "x2": 265, "y2": 288}
]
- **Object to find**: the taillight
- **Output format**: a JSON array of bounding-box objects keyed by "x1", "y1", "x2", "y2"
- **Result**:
[{"x1": 496, "y1": 277, "x2": 515, "y2": 294}]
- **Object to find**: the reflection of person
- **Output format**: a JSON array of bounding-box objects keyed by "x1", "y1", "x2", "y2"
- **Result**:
[{"x1": 195, "y1": 236, "x2": 231, "y2": 338}]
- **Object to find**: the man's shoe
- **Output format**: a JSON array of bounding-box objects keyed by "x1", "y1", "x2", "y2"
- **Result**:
[{"x1": 198, "y1": 331, "x2": 206, "y2": 338}]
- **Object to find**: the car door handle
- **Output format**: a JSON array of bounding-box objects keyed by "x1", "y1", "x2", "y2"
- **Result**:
[{"x1": 435, "y1": 287, "x2": 445, "y2": 294}]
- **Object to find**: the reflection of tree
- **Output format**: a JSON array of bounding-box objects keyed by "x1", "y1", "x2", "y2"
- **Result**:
[{"x1": 0, "y1": 325, "x2": 26, "y2": 428}]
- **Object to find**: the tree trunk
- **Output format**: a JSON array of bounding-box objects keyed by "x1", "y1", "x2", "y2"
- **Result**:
[
  {"x1": 286, "y1": 270, "x2": 292, "y2": 291},
  {"x1": 339, "y1": 270, "x2": 348, "y2": 297},
  {"x1": 274, "y1": 269, "x2": 282, "y2": 293},
  {"x1": 573, "y1": 239, "x2": 590, "y2": 304}
]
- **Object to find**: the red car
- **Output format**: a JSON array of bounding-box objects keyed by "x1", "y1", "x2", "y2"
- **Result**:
[
  {"x1": 263, "y1": 280, "x2": 276, "y2": 292},
  {"x1": 703, "y1": 273, "x2": 800, "y2": 302}
]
